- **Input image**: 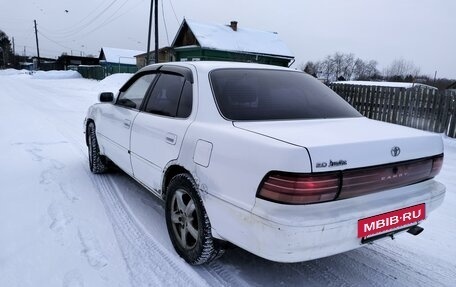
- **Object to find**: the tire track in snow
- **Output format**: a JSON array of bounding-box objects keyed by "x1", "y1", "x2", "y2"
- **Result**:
[
  {"x1": 289, "y1": 256, "x2": 359, "y2": 287},
  {"x1": 333, "y1": 243, "x2": 444, "y2": 287},
  {"x1": 88, "y1": 174, "x2": 211, "y2": 287},
  {"x1": 199, "y1": 260, "x2": 251, "y2": 287},
  {"x1": 365, "y1": 243, "x2": 452, "y2": 286},
  {"x1": 101, "y1": 171, "x2": 251, "y2": 287}
]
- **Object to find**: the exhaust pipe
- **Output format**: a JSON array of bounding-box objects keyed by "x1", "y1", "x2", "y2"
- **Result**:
[{"x1": 407, "y1": 226, "x2": 424, "y2": 236}]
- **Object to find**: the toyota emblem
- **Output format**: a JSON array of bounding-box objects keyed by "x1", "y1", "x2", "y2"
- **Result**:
[{"x1": 391, "y1": 146, "x2": 401, "y2": 157}]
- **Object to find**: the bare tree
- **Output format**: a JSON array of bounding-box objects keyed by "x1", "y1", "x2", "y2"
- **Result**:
[
  {"x1": 302, "y1": 61, "x2": 319, "y2": 77},
  {"x1": 353, "y1": 59, "x2": 380, "y2": 80},
  {"x1": 302, "y1": 52, "x2": 380, "y2": 82},
  {"x1": 332, "y1": 52, "x2": 344, "y2": 80},
  {"x1": 329, "y1": 52, "x2": 356, "y2": 80},
  {"x1": 384, "y1": 58, "x2": 420, "y2": 81},
  {"x1": 320, "y1": 55, "x2": 335, "y2": 82},
  {"x1": 353, "y1": 58, "x2": 366, "y2": 79},
  {"x1": 341, "y1": 53, "x2": 355, "y2": 80}
]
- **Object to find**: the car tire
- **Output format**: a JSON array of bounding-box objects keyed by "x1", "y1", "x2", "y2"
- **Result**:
[
  {"x1": 165, "y1": 174, "x2": 224, "y2": 265},
  {"x1": 87, "y1": 122, "x2": 109, "y2": 174}
]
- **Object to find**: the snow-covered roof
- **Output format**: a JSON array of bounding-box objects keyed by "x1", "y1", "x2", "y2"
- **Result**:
[
  {"x1": 332, "y1": 81, "x2": 437, "y2": 90},
  {"x1": 100, "y1": 47, "x2": 145, "y2": 65},
  {"x1": 173, "y1": 19, "x2": 294, "y2": 58}
]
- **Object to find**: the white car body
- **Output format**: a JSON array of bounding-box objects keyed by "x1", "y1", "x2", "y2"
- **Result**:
[{"x1": 85, "y1": 61, "x2": 445, "y2": 263}]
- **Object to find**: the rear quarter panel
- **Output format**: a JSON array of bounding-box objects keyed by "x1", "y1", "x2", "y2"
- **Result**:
[{"x1": 180, "y1": 121, "x2": 313, "y2": 211}]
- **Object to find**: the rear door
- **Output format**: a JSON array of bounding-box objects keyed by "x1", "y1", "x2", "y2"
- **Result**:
[
  {"x1": 96, "y1": 72, "x2": 157, "y2": 175},
  {"x1": 130, "y1": 67, "x2": 194, "y2": 194}
]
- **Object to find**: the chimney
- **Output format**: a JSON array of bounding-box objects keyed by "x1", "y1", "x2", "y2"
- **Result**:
[{"x1": 230, "y1": 21, "x2": 238, "y2": 31}]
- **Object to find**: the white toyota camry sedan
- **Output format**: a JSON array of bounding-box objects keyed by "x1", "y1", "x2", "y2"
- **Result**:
[{"x1": 84, "y1": 61, "x2": 445, "y2": 265}]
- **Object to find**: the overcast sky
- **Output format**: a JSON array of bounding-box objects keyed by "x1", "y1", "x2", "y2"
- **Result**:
[{"x1": 1, "y1": 0, "x2": 455, "y2": 78}]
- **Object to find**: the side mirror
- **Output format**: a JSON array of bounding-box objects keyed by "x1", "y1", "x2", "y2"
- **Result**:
[{"x1": 99, "y1": 92, "x2": 114, "y2": 103}]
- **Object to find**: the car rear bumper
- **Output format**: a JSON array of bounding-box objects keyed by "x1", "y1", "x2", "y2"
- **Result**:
[{"x1": 205, "y1": 179, "x2": 445, "y2": 263}]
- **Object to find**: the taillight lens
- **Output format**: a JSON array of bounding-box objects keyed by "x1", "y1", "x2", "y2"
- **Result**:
[
  {"x1": 339, "y1": 159, "x2": 433, "y2": 199},
  {"x1": 257, "y1": 172, "x2": 340, "y2": 204},
  {"x1": 258, "y1": 154, "x2": 443, "y2": 205},
  {"x1": 429, "y1": 154, "x2": 444, "y2": 178}
]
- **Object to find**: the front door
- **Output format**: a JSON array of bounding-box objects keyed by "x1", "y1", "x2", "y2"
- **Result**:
[{"x1": 96, "y1": 73, "x2": 157, "y2": 175}]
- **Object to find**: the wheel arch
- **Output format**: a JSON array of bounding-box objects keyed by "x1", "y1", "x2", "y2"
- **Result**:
[{"x1": 162, "y1": 164, "x2": 194, "y2": 199}]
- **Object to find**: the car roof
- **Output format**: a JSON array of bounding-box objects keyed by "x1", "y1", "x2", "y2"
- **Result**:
[{"x1": 139, "y1": 61, "x2": 298, "y2": 74}]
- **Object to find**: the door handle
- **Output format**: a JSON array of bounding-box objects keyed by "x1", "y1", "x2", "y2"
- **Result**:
[
  {"x1": 165, "y1": 133, "x2": 177, "y2": 145},
  {"x1": 123, "y1": 119, "x2": 131, "y2": 129}
]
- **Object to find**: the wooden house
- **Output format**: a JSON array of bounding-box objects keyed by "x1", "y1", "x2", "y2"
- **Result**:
[{"x1": 171, "y1": 19, "x2": 294, "y2": 67}]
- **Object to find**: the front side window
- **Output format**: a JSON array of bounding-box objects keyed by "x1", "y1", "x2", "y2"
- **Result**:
[
  {"x1": 210, "y1": 69, "x2": 362, "y2": 121},
  {"x1": 145, "y1": 73, "x2": 192, "y2": 118},
  {"x1": 116, "y1": 74, "x2": 156, "y2": 109}
]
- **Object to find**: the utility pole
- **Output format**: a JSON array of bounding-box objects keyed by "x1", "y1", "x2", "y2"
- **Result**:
[
  {"x1": 34, "y1": 20, "x2": 40, "y2": 69},
  {"x1": 154, "y1": 0, "x2": 159, "y2": 63},
  {"x1": 146, "y1": 0, "x2": 153, "y2": 65},
  {"x1": 12, "y1": 37, "x2": 15, "y2": 67}
]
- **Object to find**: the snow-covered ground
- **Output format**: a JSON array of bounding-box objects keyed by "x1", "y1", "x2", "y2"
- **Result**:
[{"x1": 0, "y1": 70, "x2": 455, "y2": 287}]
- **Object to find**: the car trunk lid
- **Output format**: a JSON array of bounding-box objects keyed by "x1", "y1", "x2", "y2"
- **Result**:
[{"x1": 234, "y1": 117, "x2": 443, "y2": 172}]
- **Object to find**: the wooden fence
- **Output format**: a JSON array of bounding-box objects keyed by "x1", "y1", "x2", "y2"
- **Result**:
[
  {"x1": 330, "y1": 84, "x2": 456, "y2": 138},
  {"x1": 76, "y1": 65, "x2": 138, "y2": 80}
]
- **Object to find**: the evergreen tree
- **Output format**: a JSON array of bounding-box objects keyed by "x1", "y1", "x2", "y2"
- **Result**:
[{"x1": 0, "y1": 30, "x2": 13, "y2": 68}]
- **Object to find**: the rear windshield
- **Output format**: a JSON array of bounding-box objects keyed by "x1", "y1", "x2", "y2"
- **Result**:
[{"x1": 210, "y1": 69, "x2": 361, "y2": 121}]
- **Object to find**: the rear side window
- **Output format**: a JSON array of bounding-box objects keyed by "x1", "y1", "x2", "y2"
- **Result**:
[
  {"x1": 210, "y1": 69, "x2": 361, "y2": 121},
  {"x1": 144, "y1": 73, "x2": 192, "y2": 118},
  {"x1": 177, "y1": 81, "x2": 192, "y2": 118}
]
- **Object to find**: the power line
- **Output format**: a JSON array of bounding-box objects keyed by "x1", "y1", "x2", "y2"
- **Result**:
[
  {"x1": 72, "y1": 0, "x2": 116, "y2": 28},
  {"x1": 40, "y1": 0, "x2": 112, "y2": 35},
  {"x1": 40, "y1": 0, "x2": 122, "y2": 38},
  {"x1": 161, "y1": 0, "x2": 170, "y2": 45},
  {"x1": 12, "y1": 0, "x2": 149, "y2": 59},
  {"x1": 84, "y1": 0, "x2": 133, "y2": 35},
  {"x1": 39, "y1": 0, "x2": 124, "y2": 38},
  {"x1": 167, "y1": 0, "x2": 180, "y2": 24},
  {"x1": 38, "y1": 31, "x2": 73, "y2": 51},
  {"x1": 40, "y1": 0, "x2": 144, "y2": 40}
]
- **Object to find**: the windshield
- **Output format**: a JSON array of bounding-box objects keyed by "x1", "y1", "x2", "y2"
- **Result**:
[{"x1": 210, "y1": 69, "x2": 362, "y2": 121}]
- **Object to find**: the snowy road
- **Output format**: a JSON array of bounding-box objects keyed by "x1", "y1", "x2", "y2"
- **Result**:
[{"x1": 1, "y1": 71, "x2": 455, "y2": 287}]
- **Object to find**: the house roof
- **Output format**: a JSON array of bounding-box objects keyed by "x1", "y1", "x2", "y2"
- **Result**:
[
  {"x1": 134, "y1": 47, "x2": 173, "y2": 58},
  {"x1": 333, "y1": 81, "x2": 437, "y2": 90},
  {"x1": 172, "y1": 19, "x2": 294, "y2": 58},
  {"x1": 100, "y1": 47, "x2": 145, "y2": 65}
]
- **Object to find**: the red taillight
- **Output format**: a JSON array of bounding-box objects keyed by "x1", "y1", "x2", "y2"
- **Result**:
[
  {"x1": 258, "y1": 173, "x2": 340, "y2": 204},
  {"x1": 258, "y1": 154, "x2": 443, "y2": 205},
  {"x1": 429, "y1": 154, "x2": 444, "y2": 178},
  {"x1": 339, "y1": 159, "x2": 433, "y2": 199}
]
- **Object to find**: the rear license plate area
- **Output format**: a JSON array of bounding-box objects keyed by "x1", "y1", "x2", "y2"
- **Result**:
[{"x1": 358, "y1": 203, "x2": 425, "y2": 239}]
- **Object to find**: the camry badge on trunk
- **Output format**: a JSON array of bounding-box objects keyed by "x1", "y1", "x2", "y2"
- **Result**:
[{"x1": 391, "y1": 146, "x2": 401, "y2": 157}]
